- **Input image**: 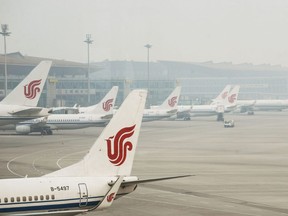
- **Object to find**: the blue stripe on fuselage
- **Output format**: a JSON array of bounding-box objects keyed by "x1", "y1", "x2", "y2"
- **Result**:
[{"x1": 0, "y1": 198, "x2": 100, "y2": 213}]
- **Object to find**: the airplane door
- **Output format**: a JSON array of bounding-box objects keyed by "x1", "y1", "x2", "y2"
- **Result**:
[{"x1": 78, "y1": 183, "x2": 88, "y2": 207}]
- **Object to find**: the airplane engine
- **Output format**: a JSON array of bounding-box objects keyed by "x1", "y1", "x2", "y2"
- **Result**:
[{"x1": 15, "y1": 125, "x2": 31, "y2": 134}]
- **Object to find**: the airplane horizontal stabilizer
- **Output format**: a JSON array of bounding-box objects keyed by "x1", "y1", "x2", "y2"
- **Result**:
[
  {"x1": 121, "y1": 175, "x2": 192, "y2": 186},
  {"x1": 9, "y1": 107, "x2": 51, "y2": 116}
]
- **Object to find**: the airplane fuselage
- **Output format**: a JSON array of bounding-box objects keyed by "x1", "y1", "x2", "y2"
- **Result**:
[
  {"x1": 0, "y1": 176, "x2": 135, "y2": 215},
  {"x1": 43, "y1": 114, "x2": 108, "y2": 130},
  {"x1": 0, "y1": 113, "x2": 110, "y2": 134},
  {"x1": 142, "y1": 108, "x2": 177, "y2": 122}
]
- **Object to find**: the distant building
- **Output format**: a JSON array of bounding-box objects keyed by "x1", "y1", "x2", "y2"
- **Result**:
[{"x1": 1, "y1": 52, "x2": 288, "y2": 108}]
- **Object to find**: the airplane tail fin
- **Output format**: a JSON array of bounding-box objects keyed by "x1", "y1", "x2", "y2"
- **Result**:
[
  {"x1": 46, "y1": 89, "x2": 147, "y2": 177},
  {"x1": 224, "y1": 85, "x2": 240, "y2": 107},
  {"x1": 212, "y1": 85, "x2": 232, "y2": 104},
  {"x1": 80, "y1": 86, "x2": 118, "y2": 115},
  {"x1": 158, "y1": 86, "x2": 181, "y2": 110},
  {"x1": 0, "y1": 61, "x2": 52, "y2": 107}
]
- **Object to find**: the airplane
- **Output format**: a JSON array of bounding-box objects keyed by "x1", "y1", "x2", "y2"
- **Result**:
[
  {"x1": 0, "y1": 61, "x2": 52, "y2": 126},
  {"x1": 0, "y1": 86, "x2": 119, "y2": 135},
  {"x1": 177, "y1": 85, "x2": 232, "y2": 120},
  {"x1": 237, "y1": 99, "x2": 288, "y2": 114},
  {"x1": 178, "y1": 85, "x2": 240, "y2": 121},
  {"x1": 78, "y1": 86, "x2": 118, "y2": 114},
  {"x1": 50, "y1": 86, "x2": 119, "y2": 115},
  {"x1": 143, "y1": 86, "x2": 181, "y2": 121},
  {"x1": 0, "y1": 89, "x2": 190, "y2": 215},
  {"x1": 210, "y1": 85, "x2": 232, "y2": 105}
]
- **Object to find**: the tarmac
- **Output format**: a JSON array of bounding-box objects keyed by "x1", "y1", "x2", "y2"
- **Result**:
[{"x1": 1, "y1": 112, "x2": 288, "y2": 216}]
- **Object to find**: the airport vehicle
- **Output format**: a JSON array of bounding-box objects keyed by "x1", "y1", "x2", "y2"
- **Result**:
[
  {"x1": 0, "y1": 86, "x2": 118, "y2": 134},
  {"x1": 143, "y1": 86, "x2": 181, "y2": 121},
  {"x1": 0, "y1": 61, "x2": 52, "y2": 126},
  {"x1": 0, "y1": 89, "x2": 189, "y2": 215},
  {"x1": 224, "y1": 119, "x2": 235, "y2": 128}
]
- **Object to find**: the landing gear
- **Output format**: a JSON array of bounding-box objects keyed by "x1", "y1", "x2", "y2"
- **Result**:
[
  {"x1": 217, "y1": 113, "x2": 224, "y2": 121},
  {"x1": 41, "y1": 128, "x2": 53, "y2": 135}
]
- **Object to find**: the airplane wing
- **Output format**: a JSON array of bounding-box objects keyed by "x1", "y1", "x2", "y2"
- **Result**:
[
  {"x1": 50, "y1": 106, "x2": 79, "y2": 114},
  {"x1": 101, "y1": 114, "x2": 113, "y2": 119},
  {"x1": 121, "y1": 175, "x2": 192, "y2": 187},
  {"x1": 9, "y1": 107, "x2": 51, "y2": 116}
]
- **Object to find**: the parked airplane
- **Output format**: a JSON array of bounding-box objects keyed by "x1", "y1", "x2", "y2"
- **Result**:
[
  {"x1": 0, "y1": 89, "x2": 189, "y2": 215},
  {"x1": 143, "y1": 86, "x2": 181, "y2": 121},
  {"x1": 0, "y1": 61, "x2": 52, "y2": 126},
  {"x1": 177, "y1": 85, "x2": 232, "y2": 120},
  {"x1": 179, "y1": 85, "x2": 240, "y2": 121},
  {"x1": 50, "y1": 86, "x2": 118, "y2": 115},
  {"x1": 211, "y1": 85, "x2": 232, "y2": 105},
  {"x1": 78, "y1": 86, "x2": 118, "y2": 114},
  {"x1": 0, "y1": 86, "x2": 118, "y2": 135},
  {"x1": 237, "y1": 99, "x2": 288, "y2": 114}
]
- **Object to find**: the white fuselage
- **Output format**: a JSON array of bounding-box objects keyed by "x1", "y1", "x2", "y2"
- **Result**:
[
  {"x1": 189, "y1": 105, "x2": 220, "y2": 117},
  {"x1": 0, "y1": 113, "x2": 110, "y2": 134},
  {"x1": 254, "y1": 100, "x2": 288, "y2": 111},
  {"x1": 237, "y1": 99, "x2": 288, "y2": 111},
  {"x1": 142, "y1": 108, "x2": 177, "y2": 122},
  {"x1": 0, "y1": 176, "x2": 135, "y2": 215},
  {"x1": 43, "y1": 114, "x2": 108, "y2": 130}
]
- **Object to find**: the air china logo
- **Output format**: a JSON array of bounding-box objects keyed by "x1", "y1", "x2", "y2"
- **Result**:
[
  {"x1": 168, "y1": 96, "x2": 178, "y2": 107},
  {"x1": 24, "y1": 79, "x2": 42, "y2": 99},
  {"x1": 102, "y1": 99, "x2": 114, "y2": 112},
  {"x1": 221, "y1": 91, "x2": 228, "y2": 99},
  {"x1": 228, "y1": 94, "x2": 237, "y2": 103},
  {"x1": 106, "y1": 125, "x2": 136, "y2": 166},
  {"x1": 107, "y1": 193, "x2": 115, "y2": 202}
]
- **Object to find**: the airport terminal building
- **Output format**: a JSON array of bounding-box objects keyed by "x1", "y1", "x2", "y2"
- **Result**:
[{"x1": 1, "y1": 52, "x2": 288, "y2": 107}]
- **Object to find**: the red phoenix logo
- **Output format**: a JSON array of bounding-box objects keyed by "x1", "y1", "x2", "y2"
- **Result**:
[
  {"x1": 106, "y1": 125, "x2": 136, "y2": 166},
  {"x1": 102, "y1": 99, "x2": 114, "y2": 112},
  {"x1": 107, "y1": 193, "x2": 115, "y2": 202},
  {"x1": 228, "y1": 94, "x2": 237, "y2": 103},
  {"x1": 168, "y1": 96, "x2": 178, "y2": 107},
  {"x1": 221, "y1": 91, "x2": 228, "y2": 99},
  {"x1": 24, "y1": 79, "x2": 42, "y2": 99}
]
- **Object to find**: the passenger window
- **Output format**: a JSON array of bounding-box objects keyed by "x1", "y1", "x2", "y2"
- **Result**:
[
  {"x1": 16, "y1": 197, "x2": 20, "y2": 202},
  {"x1": 22, "y1": 196, "x2": 27, "y2": 202},
  {"x1": 40, "y1": 195, "x2": 44, "y2": 201},
  {"x1": 46, "y1": 195, "x2": 49, "y2": 200},
  {"x1": 51, "y1": 195, "x2": 55, "y2": 200},
  {"x1": 28, "y1": 196, "x2": 32, "y2": 201},
  {"x1": 10, "y1": 197, "x2": 15, "y2": 202},
  {"x1": 4, "y1": 198, "x2": 8, "y2": 203},
  {"x1": 34, "y1": 196, "x2": 38, "y2": 201}
]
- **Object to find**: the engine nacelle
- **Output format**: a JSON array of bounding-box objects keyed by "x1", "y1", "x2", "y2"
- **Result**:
[{"x1": 16, "y1": 125, "x2": 31, "y2": 134}]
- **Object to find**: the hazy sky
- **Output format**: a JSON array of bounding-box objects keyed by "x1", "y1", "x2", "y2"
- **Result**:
[{"x1": 1, "y1": 0, "x2": 288, "y2": 66}]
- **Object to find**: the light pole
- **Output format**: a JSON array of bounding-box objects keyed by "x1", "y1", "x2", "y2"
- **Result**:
[
  {"x1": 144, "y1": 44, "x2": 152, "y2": 106},
  {"x1": 0, "y1": 24, "x2": 11, "y2": 97},
  {"x1": 84, "y1": 34, "x2": 93, "y2": 105}
]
